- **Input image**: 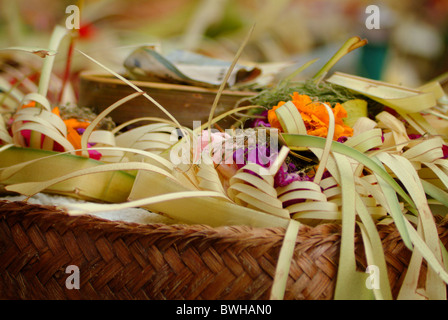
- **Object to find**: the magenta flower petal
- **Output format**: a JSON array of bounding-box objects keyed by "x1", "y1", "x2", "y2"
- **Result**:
[{"x1": 442, "y1": 144, "x2": 448, "y2": 159}]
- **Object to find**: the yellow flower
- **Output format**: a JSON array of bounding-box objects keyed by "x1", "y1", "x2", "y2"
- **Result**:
[{"x1": 267, "y1": 92, "x2": 353, "y2": 140}]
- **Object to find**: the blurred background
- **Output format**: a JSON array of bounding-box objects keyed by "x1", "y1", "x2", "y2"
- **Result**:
[{"x1": 0, "y1": 0, "x2": 447, "y2": 92}]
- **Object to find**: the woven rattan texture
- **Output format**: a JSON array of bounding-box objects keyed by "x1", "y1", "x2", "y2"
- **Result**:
[{"x1": 0, "y1": 200, "x2": 447, "y2": 300}]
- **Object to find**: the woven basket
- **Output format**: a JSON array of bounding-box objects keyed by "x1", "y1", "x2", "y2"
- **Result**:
[{"x1": 1, "y1": 200, "x2": 447, "y2": 300}]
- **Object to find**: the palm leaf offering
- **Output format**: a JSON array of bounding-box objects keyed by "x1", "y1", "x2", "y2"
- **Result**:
[{"x1": 1, "y1": 25, "x2": 448, "y2": 301}]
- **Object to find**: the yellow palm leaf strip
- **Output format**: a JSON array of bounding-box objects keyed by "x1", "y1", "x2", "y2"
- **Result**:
[
  {"x1": 375, "y1": 111, "x2": 409, "y2": 152},
  {"x1": 233, "y1": 171, "x2": 276, "y2": 196},
  {"x1": 270, "y1": 219, "x2": 301, "y2": 300},
  {"x1": 66, "y1": 191, "x2": 229, "y2": 216},
  {"x1": 399, "y1": 109, "x2": 439, "y2": 137},
  {"x1": 115, "y1": 123, "x2": 178, "y2": 153},
  {"x1": 377, "y1": 152, "x2": 447, "y2": 299},
  {"x1": 291, "y1": 150, "x2": 342, "y2": 220},
  {"x1": 274, "y1": 101, "x2": 307, "y2": 135},
  {"x1": 111, "y1": 117, "x2": 179, "y2": 135},
  {"x1": 418, "y1": 165, "x2": 446, "y2": 190},
  {"x1": 268, "y1": 145, "x2": 290, "y2": 176},
  {"x1": 115, "y1": 123, "x2": 170, "y2": 145},
  {"x1": 434, "y1": 158, "x2": 448, "y2": 171},
  {"x1": 313, "y1": 103, "x2": 335, "y2": 184},
  {"x1": 355, "y1": 177, "x2": 394, "y2": 299},
  {"x1": 422, "y1": 159, "x2": 448, "y2": 191},
  {"x1": 332, "y1": 152, "x2": 374, "y2": 300},
  {"x1": 397, "y1": 221, "x2": 428, "y2": 300},
  {"x1": 11, "y1": 105, "x2": 69, "y2": 151},
  {"x1": 426, "y1": 108, "x2": 448, "y2": 122},
  {"x1": 399, "y1": 217, "x2": 448, "y2": 298},
  {"x1": 277, "y1": 180, "x2": 338, "y2": 219},
  {"x1": 21, "y1": 93, "x2": 52, "y2": 111},
  {"x1": 402, "y1": 137, "x2": 444, "y2": 165},
  {"x1": 37, "y1": 26, "x2": 67, "y2": 98},
  {"x1": 193, "y1": 105, "x2": 258, "y2": 134},
  {"x1": 74, "y1": 146, "x2": 174, "y2": 172},
  {"x1": 128, "y1": 167, "x2": 290, "y2": 228},
  {"x1": 0, "y1": 144, "x2": 13, "y2": 154},
  {"x1": 326, "y1": 72, "x2": 436, "y2": 113},
  {"x1": 352, "y1": 116, "x2": 378, "y2": 134},
  {"x1": 87, "y1": 130, "x2": 124, "y2": 163},
  {"x1": 320, "y1": 176, "x2": 342, "y2": 201},
  {"x1": 0, "y1": 145, "x2": 173, "y2": 183},
  {"x1": 17, "y1": 94, "x2": 54, "y2": 149},
  {"x1": 88, "y1": 146, "x2": 174, "y2": 171},
  {"x1": 344, "y1": 128, "x2": 383, "y2": 154},
  {"x1": 227, "y1": 160, "x2": 290, "y2": 219},
  {"x1": 13, "y1": 107, "x2": 67, "y2": 135},
  {"x1": 357, "y1": 174, "x2": 398, "y2": 209},
  {"x1": 206, "y1": 24, "x2": 255, "y2": 138},
  {"x1": 76, "y1": 49, "x2": 188, "y2": 140},
  {"x1": 0, "y1": 115, "x2": 12, "y2": 144},
  {"x1": 356, "y1": 216, "x2": 392, "y2": 299},
  {"x1": 5, "y1": 161, "x2": 175, "y2": 198},
  {"x1": 196, "y1": 152, "x2": 228, "y2": 197},
  {"x1": 286, "y1": 100, "x2": 338, "y2": 220},
  {"x1": 355, "y1": 175, "x2": 389, "y2": 219},
  {"x1": 80, "y1": 91, "x2": 143, "y2": 157},
  {"x1": 400, "y1": 112, "x2": 428, "y2": 136},
  {"x1": 13, "y1": 122, "x2": 75, "y2": 152},
  {"x1": 130, "y1": 134, "x2": 175, "y2": 154}
]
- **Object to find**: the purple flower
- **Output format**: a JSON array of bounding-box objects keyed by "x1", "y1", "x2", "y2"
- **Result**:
[
  {"x1": 233, "y1": 144, "x2": 277, "y2": 168},
  {"x1": 253, "y1": 118, "x2": 271, "y2": 128},
  {"x1": 251, "y1": 110, "x2": 271, "y2": 128},
  {"x1": 274, "y1": 163, "x2": 310, "y2": 188}
]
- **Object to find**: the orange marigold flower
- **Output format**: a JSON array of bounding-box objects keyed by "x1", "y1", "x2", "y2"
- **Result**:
[
  {"x1": 21, "y1": 101, "x2": 37, "y2": 109},
  {"x1": 267, "y1": 92, "x2": 353, "y2": 140},
  {"x1": 52, "y1": 107, "x2": 91, "y2": 155},
  {"x1": 267, "y1": 101, "x2": 285, "y2": 130}
]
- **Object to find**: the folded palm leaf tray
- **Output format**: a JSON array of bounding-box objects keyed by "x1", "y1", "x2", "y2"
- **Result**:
[{"x1": 1, "y1": 32, "x2": 448, "y2": 300}]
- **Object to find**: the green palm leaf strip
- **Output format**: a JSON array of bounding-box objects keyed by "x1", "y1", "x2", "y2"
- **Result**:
[
  {"x1": 331, "y1": 152, "x2": 374, "y2": 299},
  {"x1": 282, "y1": 133, "x2": 448, "y2": 295},
  {"x1": 281, "y1": 133, "x2": 413, "y2": 248}
]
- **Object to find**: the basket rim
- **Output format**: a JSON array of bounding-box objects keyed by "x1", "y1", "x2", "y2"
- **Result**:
[
  {"x1": 0, "y1": 199, "x2": 350, "y2": 253},
  {"x1": 79, "y1": 71, "x2": 258, "y2": 97},
  {"x1": 1, "y1": 199, "x2": 448, "y2": 300},
  {"x1": 2, "y1": 199, "x2": 447, "y2": 243}
]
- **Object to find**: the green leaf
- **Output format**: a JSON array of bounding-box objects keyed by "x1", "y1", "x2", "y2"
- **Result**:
[
  {"x1": 312, "y1": 37, "x2": 367, "y2": 82},
  {"x1": 421, "y1": 179, "x2": 448, "y2": 208}
]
